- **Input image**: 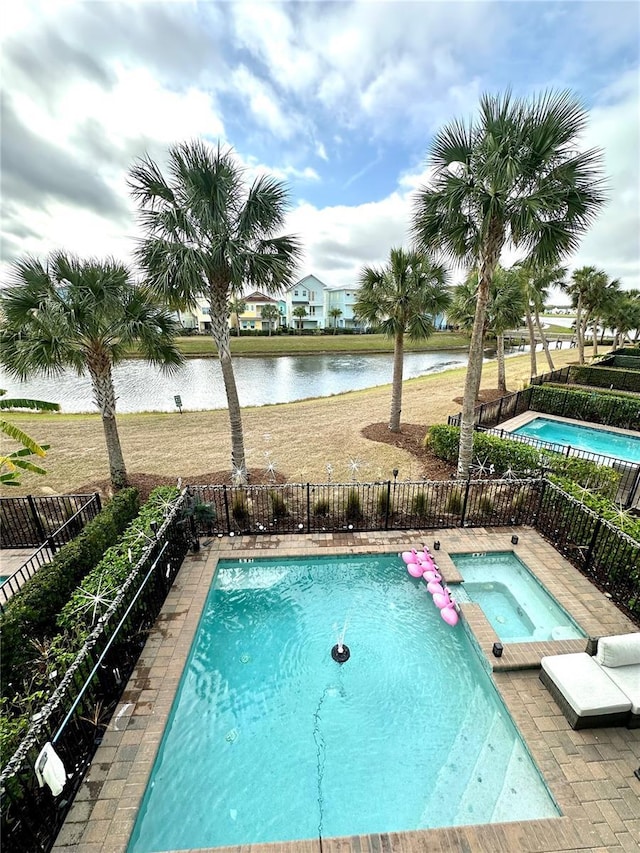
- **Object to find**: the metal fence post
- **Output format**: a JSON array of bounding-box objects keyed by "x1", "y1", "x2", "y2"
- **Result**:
[
  {"x1": 584, "y1": 518, "x2": 603, "y2": 574},
  {"x1": 26, "y1": 495, "x2": 47, "y2": 544},
  {"x1": 625, "y1": 466, "x2": 640, "y2": 510},
  {"x1": 223, "y1": 485, "x2": 231, "y2": 533},
  {"x1": 94, "y1": 492, "x2": 102, "y2": 512},
  {"x1": 384, "y1": 481, "x2": 391, "y2": 530},
  {"x1": 306, "y1": 484, "x2": 311, "y2": 533}
]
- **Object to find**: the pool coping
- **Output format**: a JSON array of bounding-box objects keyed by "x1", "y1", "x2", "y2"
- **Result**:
[{"x1": 53, "y1": 527, "x2": 640, "y2": 853}]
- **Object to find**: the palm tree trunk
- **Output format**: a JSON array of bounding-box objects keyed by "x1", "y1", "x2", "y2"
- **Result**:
[
  {"x1": 592, "y1": 316, "x2": 599, "y2": 357},
  {"x1": 497, "y1": 333, "x2": 507, "y2": 396},
  {"x1": 525, "y1": 303, "x2": 538, "y2": 378},
  {"x1": 457, "y1": 229, "x2": 503, "y2": 479},
  {"x1": 533, "y1": 304, "x2": 555, "y2": 371},
  {"x1": 87, "y1": 359, "x2": 127, "y2": 490},
  {"x1": 575, "y1": 295, "x2": 585, "y2": 364},
  {"x1": 389, "y1": 330, "x2": 404, "y2": 432},
  {"x1": 209, "y1": 285, "x2": 247, "y2": 483}
]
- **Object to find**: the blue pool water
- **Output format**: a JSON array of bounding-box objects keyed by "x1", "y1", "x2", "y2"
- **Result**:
[
  {"x1": 452, "y1": 552, "x2": 585, "y2": 643},
  {"x1": 512, "y1": 417, "x2": 640, "y2": 463},
  {"x1": 128, "y1": 554, "x2": 558, "y2": 851}
]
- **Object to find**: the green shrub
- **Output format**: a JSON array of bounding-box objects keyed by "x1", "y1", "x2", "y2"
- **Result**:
[
  {"x1": 424, "y1": 424, "x2": 459, "y2": 463},
  {"x1": 1, "y1": 487, "x2": 180, "y2": 768},
  {"x1": 312, "y1": 497, "x2": 330, "y2": 516},
  {"x1": 411, "y1": 491, "x2": 428, "y2": 516},
  {"x1": 0, "y1": 488, "x2": 139, "y2": 694},
  {"x1": 445, "y1": 488, "x2": 463, "y2": 514},
  {"x1": 269, "y1": 490, "x2": 288, "y2": 519},
  {"x1": 477, "y1": 495, "x2": 494, "y2": 516},
  {"x1": 427, "y1": 424, "x2": 621, "y2": 494},
  {"x1": 58, "y1": 486, "x2": 180, "y2": 634},
  {"x1": 529, "y1": 385, "x2": 640, "y2": 430},
  {"x1": 345, "y1": 489, "x2": 362, "y2": 520},
  {"x1": 377, "y1": 490, "x2": 391, "y2": 515},
  {"x1": 183, "y1": 500, "x2": 217, "y2": 532},
  {"x1": 568, "y1": 364, "x2": 640, "y2": 394},
  {"x1": 549, "y1": 477, "x2": 640, "y2": 541},
  {"x1": 232, "y1": 495, "x2": 250, "y2": 526}
]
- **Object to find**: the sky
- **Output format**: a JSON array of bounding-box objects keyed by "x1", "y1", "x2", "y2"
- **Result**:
[{"x1": 1, "y1": 0, "x2": 639, "y2": 299}]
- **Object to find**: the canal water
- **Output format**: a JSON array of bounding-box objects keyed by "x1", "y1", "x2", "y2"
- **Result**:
[{"x1": 0, "y1": 350, "x2": 472, "y2": 414}]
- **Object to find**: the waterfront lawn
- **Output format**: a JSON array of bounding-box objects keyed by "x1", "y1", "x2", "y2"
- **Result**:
[{"x1": 134, "y1": 330, "x2": 470, "y2": 358}]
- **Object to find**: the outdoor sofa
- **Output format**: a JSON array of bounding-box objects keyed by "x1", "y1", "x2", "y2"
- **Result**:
[{"x1": 540, "y1": 633, "x2": 640, "y2": 730}]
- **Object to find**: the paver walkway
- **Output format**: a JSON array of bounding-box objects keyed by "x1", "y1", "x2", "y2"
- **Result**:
[{"x1": 53, "y1": 527, "x2": 640, "y2": 853}]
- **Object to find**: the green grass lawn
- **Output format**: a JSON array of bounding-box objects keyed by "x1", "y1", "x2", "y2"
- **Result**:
[{"x1": 130, "y1": 330, "x2": 470, "y2": 357}]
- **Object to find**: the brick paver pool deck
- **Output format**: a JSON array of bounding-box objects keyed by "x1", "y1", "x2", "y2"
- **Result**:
[{"x1": 53, "y1": 527, "x2": 640, "y2": 853}]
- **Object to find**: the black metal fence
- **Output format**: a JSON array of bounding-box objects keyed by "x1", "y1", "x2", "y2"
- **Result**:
[
  {"x1": 447, "y1": 387, "x2": 534, "y2": 429},
  {"x1": 0, "y1": 497, "x2": 103, "y2": 609},
  {"x1": 185, "y1": 478, "x2": 543, "y2": 536},
  {"x1": 536, "y1": 481, "x2": 639, "y2": 617},
  {"x1": 474, "y1": 426, "x2": 640, "y2": 509},
  {"x1": 0, "y1": 494, "x2": 101, "y2": 549},
  {"x1": 0, "y1": 492, "x2": 191, "y2": 853}
]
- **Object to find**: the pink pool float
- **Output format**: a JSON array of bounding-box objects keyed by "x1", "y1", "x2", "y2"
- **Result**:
[
  {"x1": 441, "y1": 605, "x2": 459, "y2": 626},
  {"x1": 401, "y1": 548, "x2": 420, "y2": 565},
  {"x1": 432, "y1": 591, "x2": 452, "y2": 609},
  {"x1": 422, "y1": 569, "x2": 442, "y2": 583},
  {"x1": 407, "y1": 561, "x2": 424, "y2": 578}
]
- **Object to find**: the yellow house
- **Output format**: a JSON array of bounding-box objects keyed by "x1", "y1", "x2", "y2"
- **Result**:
[{"x1": 231, "y1": 291, "x2": 283, "y2": 333}]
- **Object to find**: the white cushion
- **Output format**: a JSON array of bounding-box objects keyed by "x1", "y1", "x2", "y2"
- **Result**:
[
  {"x1": 541, "y1": 653, "x2": 631, "y2": 717},
  {"x1": 602, "y1": 664, "x2": 640, "y2": 714},
  {"x1": 596, "y1": 633, "x2": 640, "y2": 668}
]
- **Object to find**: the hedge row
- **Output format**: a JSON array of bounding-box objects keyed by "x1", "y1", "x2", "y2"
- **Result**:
[
  {"x1": 0, "y1": 488, "x2": 139, "y2": 694},
  {"x1": 529, "y1": 385, "x2": 640, "y2": 430},
  {"x1": 568, "y1": 364, "x2": 640, "y2": 394},
  {"x1": 425, "y1": 425, "x2": 620, "y2": 499},
  {"x1": 547, "y1": 477, "x2": 640, "y2": 541},
  {"x1": 0, "y1": 487, "x2": 181, "y2": 768}
]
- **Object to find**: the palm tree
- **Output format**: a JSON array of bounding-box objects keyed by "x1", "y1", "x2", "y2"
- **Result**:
[
  {"x1": 230, "y1": 296, "x2": 247, "y2": 337},
  {"x1": 353, "y1": 247, "x2": 450, "y2": 432},
  {"x1": 489, "y1": 268, "x2": 527, "y2": 395},
  {"x1": 602, "y1": 290, "x2": 640, "y2": 349},
  {"x1": 129, "y1": 141, "x2": 301, "y2": 484},
  {"x1": 565, "y1": 266, "x2": 619, "y2": 364},
  {"x1": 260, "y1": 304, "x2": 280, "y2": 336},
  {"x1": 412, "y1": 90, "x2": 606, "y2": 478},
  {"x1": 0, "y1": 391, "x2": 60, "y2": 486},
  {"x1": 449, "y1": 267, "x2": 524, "y2": 396},
  {"x1": 517, "y1": 262, "x2": 566, "y2": 374},
  {"x1": 329, "y1": 307, "x2": 343, "y2": 333},
  {"x1": 0, "y1": 252, "x2": 183, "y2": 490},
  {"x1": 292, "y1": 305, "x2": 307, "y2": 333},
  {"x1": 582, "y1": 271, "x2": 620, "y2": 358}
]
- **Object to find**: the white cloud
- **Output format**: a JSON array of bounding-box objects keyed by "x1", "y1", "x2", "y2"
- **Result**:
[
  {"x1": 572, "y1": 68, "x2": 640, "y2": 290},
  {"x1": 229, "y1": 65, "x2": 296, "y2": 139}
]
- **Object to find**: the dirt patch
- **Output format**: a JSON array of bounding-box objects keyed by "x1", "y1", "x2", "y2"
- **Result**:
[
  {"x1": 361, "y1": 423, "x2": 456, "y2": 480},
  {"x1": 452, "y1": 387, "x2": 505, "y2": 406},
  {"x1": 77, "y1": 469, "x2": 288, "y2": 504}
]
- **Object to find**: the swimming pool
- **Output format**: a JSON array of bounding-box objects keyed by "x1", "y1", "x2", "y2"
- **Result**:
[
  {"x1": 128, "y1": 554, "x2": 558, "y2": 851},
  {"x1": 452, "y1": 551, "x2": 585, "y2": 643},
  {"x1": 512, "y1": 417, "x2": 640, "y2": 463}
]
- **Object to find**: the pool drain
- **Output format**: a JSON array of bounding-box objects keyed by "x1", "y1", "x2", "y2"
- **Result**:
[{"x1": 331, "y1": 643, "x2": 350, "y2": 663}]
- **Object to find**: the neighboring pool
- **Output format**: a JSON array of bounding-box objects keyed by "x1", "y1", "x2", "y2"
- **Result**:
[
  {"x1": 128, "y1": 554, "x2": 559, "y2": 852},
  {"x1": 512, "y1": 417, "x2": 640, "y2": 463},
  {"x1": 0, "y1": 575, "x2": 9, "y2": 587},
  {"x1": 452, "y1": 551, "x2": 586, "y2": 643}
]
